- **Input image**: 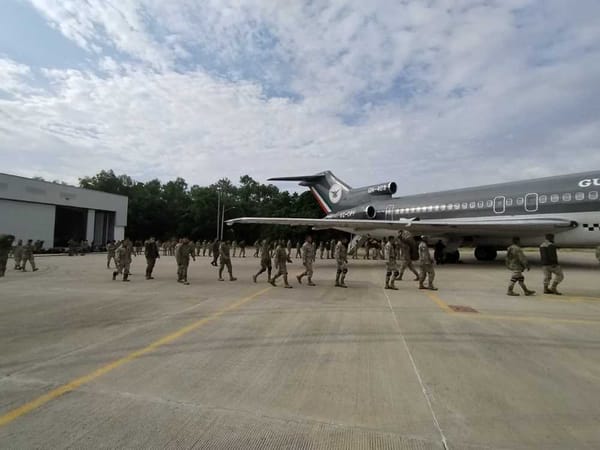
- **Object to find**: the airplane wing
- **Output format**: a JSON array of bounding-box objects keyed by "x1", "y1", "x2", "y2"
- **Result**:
[{"x1": 226, "y1": 216, "x2": 577, "y2": 234}]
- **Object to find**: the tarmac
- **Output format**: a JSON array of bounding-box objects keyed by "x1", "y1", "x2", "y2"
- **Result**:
[{"x1": 0, "y1": 250, "x2": 599, "y2": 449}]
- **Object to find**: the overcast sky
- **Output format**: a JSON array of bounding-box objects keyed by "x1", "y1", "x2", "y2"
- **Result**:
[{"x1": 1, "y1": 0, "x2": 599, "y2": 195}]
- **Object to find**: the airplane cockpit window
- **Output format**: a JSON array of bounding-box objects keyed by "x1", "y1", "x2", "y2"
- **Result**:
[
  {"x1": 486, "y1": 200, "x2": 493, "y2": 207},
  {"x1": 575, "y1": 192, "x2": 585, "y2": 201},
  {"x1": 477, "y1": 201, "x2": 484, "y2": 208},
  {"x1": 563, "y1": 193, "x2": 572, "y2": 201},
  {"x1": 461, "y1": 202, "x2": 468, "y2": 209},
  {"x1": 590, "y1": 191, "x2": 599, "y2": 200},
  {"x1": 469, "y1": 202, "x2": 476, "y2": 209},
  {"x1": 539, "y1": 195, "x2": 548, "y2": 203},
  {"x1": 454, "y1": 203, "x2": 460, "y2": 209},
  {"x1": 551, "y1": 194, "x2": 559, "y2": 202},
  {"x1": 516, "y1": 197, "x2": 524, "y2": 206},
  {"x1": 506, "y1": 198, "x2": 514, "y2": 206}
]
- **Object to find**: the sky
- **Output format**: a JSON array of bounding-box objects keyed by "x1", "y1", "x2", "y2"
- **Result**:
[{"x1": 0, "y1": 0, "x2": 599, "y2": 195}]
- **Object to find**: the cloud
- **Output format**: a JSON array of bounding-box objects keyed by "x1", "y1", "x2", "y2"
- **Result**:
[{"x1": 0, "y1": 0, "x2": 599, "y2": 194}]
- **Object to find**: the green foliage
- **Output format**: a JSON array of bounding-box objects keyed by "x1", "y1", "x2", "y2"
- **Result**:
[{"x1": 79, "y1": 171, "x2": 325, "y2": 242}]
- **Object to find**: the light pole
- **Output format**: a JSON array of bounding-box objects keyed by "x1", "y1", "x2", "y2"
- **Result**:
[
  {"x1": 220, "y1": 206, "x2": 237, "y2": 240},
  {"x1": 216, "y1": 188, "x2": 221, "y2": 239}
]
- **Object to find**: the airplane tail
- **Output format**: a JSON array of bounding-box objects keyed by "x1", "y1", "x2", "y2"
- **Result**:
[
  {"x1": 269, "y1": 171, "x2": 397, "y2": 215},
  {"x1": 268, "y1": 171, "x2": 352, "y2": 214}
]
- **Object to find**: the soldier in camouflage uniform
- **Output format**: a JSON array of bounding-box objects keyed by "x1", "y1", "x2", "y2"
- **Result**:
[
  {"x1": 113, "y1": 239, "x2": 132, "y2": 281},
  {"x1": 297, "y1": 236, "x2": 316, "y2": 286},
  {"x1": 21, "y1": 239, "x2": 38, "y2": 272},
  {"x1": 539, "y1": 234, "x2": 564, "y2": 295},
  {"x1": 144, "y1": 237, "x2": 160, "y2": 280},
  {"x1": 384, "y1": 236, "x2": 399, "y2": 290},
  {"x1": 397, "y1": 233, "x2": 420, "y2": 281},
  {"x1": 417, "y1": 236, "x2": 437, "y2": 290},
  {"x1": 253, "y1": 239, "x2": 272, "y2": 283},
  {"x1": 218, "y1": 240, "x2": 237, "y2": 281},
  {"x1": 270, "y1": 241, "x2": 293, "y2": 288},
  {"x1": 176, "y1": 238, "x2": 195, "y2": 284},
  {"x1": 106, "y1": 240, "x2": 116, "y2": 268},
  {"x1": 0, "y1": 234, "x2": 15, "y2": 277},
  {"x1": 334, "y1": 237, "x2": 349, "y2": 288},
  {"x1": 211, "y1": 239, "x2": 220, "y2": 266},
  {"x1": 319, "y1": 241, "x2": 325, "y2": 259},
  {"x1": 13, "y1": 239, "x2": 23, "y2": 270},
  {"x1": 506, "y1": 237, "x2": 535, "y2": 296},
  {"x1": 295, "y1": 241, "x2": 302, "y2": 259}
]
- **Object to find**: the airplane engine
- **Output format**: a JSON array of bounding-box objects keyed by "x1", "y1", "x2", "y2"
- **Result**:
[
  {"x1": 365, "y1": 205, "x2": 377, "y2": 219},
  {"x1": 366, "y1": 182, "x2": 397, "y2": 196}
]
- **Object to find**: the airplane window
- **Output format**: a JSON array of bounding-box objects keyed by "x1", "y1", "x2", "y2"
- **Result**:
[
  {"x1": 486, "y1": 200, "x2": 493, "y2": 207},
  {"x1": 539, "y1": 195, "x2": 547, "y2": 203},
  {"x1": 454, "y1": 203, "x2": 460, "y2": 209},
  {"x1": 506, "y1": 198, "x2": 513, "y2": 206},
  {"x1": 516, "y1": 197, "x2": 524, "y2": 205},
  {"x1": 461, "y1": 202, "x2": 468, "y2": 209},
  {"x1": 575, "y1": 192, "x2": 584, "y2": 201},
  {"x1": 563, "y1": 193, "x2": 572, "y2": 201},
  {"x1": 477, "y1": 201, "x2": 484, "y2": 208},
  {"x1": 551, "y1": 194, "x2": 559, "y2": 202},
  {"x1": 440, "y1": 204, "x2": 446, "y2": 211},
  {"x1": 427, "y1": 206, "x2": 433, "y2": 212},
  {"x1": 433, "y1": 205, "x2": 440, "y2": 211},
  {"x1": 469, "y1": 202, "x2": 476, "y2": 208},
  {"x1": 590, "y1": 191, "x2": 599, "y2": 200}
]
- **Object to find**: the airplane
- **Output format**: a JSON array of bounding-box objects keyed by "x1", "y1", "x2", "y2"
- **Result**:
[{"x1": 226, "y1": 170, "x2": 600, "y2": 262}]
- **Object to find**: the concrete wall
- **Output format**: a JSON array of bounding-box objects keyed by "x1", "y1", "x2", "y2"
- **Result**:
[
  {"x1": 0, "y1": 173, "x2": 128, "y2": 226},
  {"x1": 0, "y1": 199, "x2": 55, "y2": 245},
  {"x1": 114, "y1": 226, "x2": 125, "y2": 242}
]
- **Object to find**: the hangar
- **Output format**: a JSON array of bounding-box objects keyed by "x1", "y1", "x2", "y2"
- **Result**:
[{"x1": 0, "y1": 173, "x2": 128, "y2": 249}]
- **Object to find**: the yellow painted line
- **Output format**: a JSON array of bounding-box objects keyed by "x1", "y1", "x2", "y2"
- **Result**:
[
  {"x1": 538, "y1": 295, "x2": 600, "y2": 303},
  {"x1": 424, "y1": 291, "x2": 454, "y2": 314},
  {"x1": 0, "y1": 287, "x2": 271, "y2": 427}
]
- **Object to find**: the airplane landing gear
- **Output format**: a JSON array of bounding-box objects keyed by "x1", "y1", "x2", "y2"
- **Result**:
[{"x1": 474, "y1": 246, "x2": 498, "y2": 261}]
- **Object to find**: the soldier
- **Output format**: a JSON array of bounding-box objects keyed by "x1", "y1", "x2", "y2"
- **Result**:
[
  {"x1": 195, "y1": 240, "x2": 202, "y2": 257},
  {"x1": 540, "y1": 234, "x2": 564, "y2": 295},
  {"x1": 175, "y1": 238, "x2": 195, "y2": 284},
  {"x1": 295, "y1": 241, "x2": 302, "y2": 259},
  {"x1": 144, "y1": 237, "x2": 160, "y2": 280},
  {"x1": 232, "y1": 240, "x2": 238, "y2": 257},
  {"x1": 286, "y1": 239, "x2": 292, "y2": 257},
  {"x1": 113, "y1": 239, "x2": 132, "y2": 281},
  {"x1": 21, "y1": 239, "x2": 38, "y2": 272},
  {"x1": 319, "y1": 240, "x2": 325, "y2": 259},
  {"x1": 434, "y1": 240, "x2": 445, "y2": 265},
  {"x1": 270, "y1": 241, "x2": 293, "y2": 288},
  {"x1": 417, "y1": 236, "x2": 437, "y2": 290},
  {"x1": 506, "y1": 237, "x2": 535, "y2": 296},
  {"x1": 106, "y1": 240, "x2": 116, "y2": 268},
  {"x1": 253, "y1": 239, "x2": 272, "y2": 283},
  {"x1": 253, "y1": 240, "x2": 260, "y2": 257},
  {"x1": 202, "y1": 240, "x2": 208, "y2": 256},
  {"x1": 0, "y1": 234, "x2": 15, "y2": 277},
  {"x1": 239, "y1": 240, "x2": 246, "y2": 258},
  {"x1": 397, "y1": 233, "x2": 420, "y2": 281},
  {"x1": 13, "y1": 239, "x2": 23, "y2": 270},
  {"x1": 334, "y1": 237, "x2": 349, "y2": 288},
  {"x1": 218, "y1": 240, "x2": 237, "y2": 281},
  {"x1": 297, "y1": 236, "x2": 316, "y2": 286},
  {"x1": 384, "y1": 236, "x2": 399, "y2": 290},
  {"x1": 211, "y1": 238, "x2": 220, "y2": 266}
]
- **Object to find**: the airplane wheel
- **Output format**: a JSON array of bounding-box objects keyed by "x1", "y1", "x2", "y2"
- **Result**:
[
  {"x1": 445, "y1": 250, "x2": 460, "y2": 264},
  {"x1": 474, "y1": 246, "x2": 497, "y2": 261}
]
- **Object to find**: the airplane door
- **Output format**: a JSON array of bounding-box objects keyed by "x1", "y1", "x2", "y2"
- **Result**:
[
  {"x1": 493, "y1": 196, "x2": 505, "y2": 214},
  {"x1": 525, "y1": 193, "x2": 538, "y2": 212},
  {"x1": 385, "y1": 205, "x2": 394, "y2": 221}
]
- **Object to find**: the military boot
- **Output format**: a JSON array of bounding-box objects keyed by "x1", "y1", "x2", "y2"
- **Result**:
[
  {"x1": 296, "y1": 274, "x2": 303, "y2": 284},
  {"x1": 507, "y1": 282, "x2": 519, "y2": 296},
  {"x1": 335, "y1": 273, "x2": 341, "y2": 287},
  {"x1": 543, "y1": 284, "x2": 553, "y2": 294},
  {"x1": 307, "y1": 277, "x2": 316, "y2": 286},
  {"x1": 112, "y1": 271, "x2": 118, "y2": 281},
  {"x1": 550, "y1": 283, "x2": 562, "y2": 295},
  {"x1": 339, "y1": 274, "x2": 348, "y2": 288},
  {"x1": 123, "y1": 273, "x2": 130, "y2": 282}
]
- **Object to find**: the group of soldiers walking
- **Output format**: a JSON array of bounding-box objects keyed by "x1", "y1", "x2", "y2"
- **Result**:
[{"x1": 0, "y1": 235, "x2": 38, "y2": 277}]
